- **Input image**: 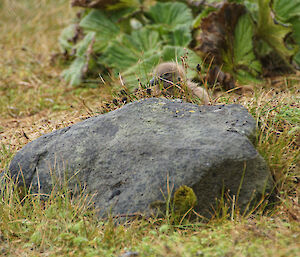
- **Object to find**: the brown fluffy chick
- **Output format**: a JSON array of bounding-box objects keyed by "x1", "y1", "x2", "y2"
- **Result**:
[{"x1": 150, "y1": 62, "x2": 210, "y2": 105}]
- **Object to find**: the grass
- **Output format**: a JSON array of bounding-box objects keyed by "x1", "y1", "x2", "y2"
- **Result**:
[
  {"x1": 0, "y1": 0, "x2": 299, "y2": 256},
  {"x1": 1, "y1": 176, "x2": 299, "y2": 256}
]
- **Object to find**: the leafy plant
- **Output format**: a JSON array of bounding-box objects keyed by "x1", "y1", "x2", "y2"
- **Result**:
[
  {"x1": 256, "y1": 0, "x2": 296, "y2": 66},
  {"x1": 272, "y1": 0, "x2": 300, "y2": 66},
  {"x1": 233, "y1": 13, "x2": 262, "y2": 83},
  {"x1": 61, "y1": 32, "x2": 96, "y2": 86},
  {"x1": 59, "y1": 0, "x2": 299, "y2": 88},
  {"x1": 60, "y1": 1, "x2": 200, "y2": 88}
]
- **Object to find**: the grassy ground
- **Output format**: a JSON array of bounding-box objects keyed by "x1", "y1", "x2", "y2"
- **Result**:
[{"x1": 0, "y1": 0, "x2": 299, "y2": 256}]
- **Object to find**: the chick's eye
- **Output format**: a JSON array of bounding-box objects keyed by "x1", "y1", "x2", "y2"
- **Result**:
[{"x1": 161, "y1": 73, "x2": 171, "y2": 79}]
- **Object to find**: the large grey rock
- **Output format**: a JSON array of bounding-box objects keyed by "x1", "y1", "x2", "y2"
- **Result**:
[{"x1": 6, "y1": 98, "x2": 272, "y2": 217}]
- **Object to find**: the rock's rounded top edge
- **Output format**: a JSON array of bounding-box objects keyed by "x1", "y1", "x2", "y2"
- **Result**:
[{"x1": 118, "y1": 97, "x2": 249, "y2": 112}]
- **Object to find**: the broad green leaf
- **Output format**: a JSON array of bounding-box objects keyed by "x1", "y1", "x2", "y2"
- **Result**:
[
  {"x1": 273, "y1": 0, "x2": 300, "y2": 66},
  {"x1": 290, "y1": 17, "x2": 300, "y2": 45},
  {"x1": 233, "y1": 13, "x2": 261, "y2": 82},
  {"x1": 147, "y1": 2, "x2": 193, "y2": 31},
  {"x1": 273, "y1": 0, "x2": 300, "y2": 22},
  {"x1": 255, "y1": 39, "x2": 273, "y2": 57},
  {"x1": 121, "y1": 54, "x2": 161, "y2": 89},
  {"x1": 80, "y1": 10, "x2": 119, "y2": 33},
  {"x1": 163, "y1": 26, "x2": 192, "y2": 47},
  {"x1": 290, "y1": 17, "x2": 300, "y2": 65},
  {"x1": 100, "y1": 28, "x2": 161, "y2": 71},
  {"x1": 294, "y1": 52, "x2": 300, "y2": 66},
  {"x1": 62, "y1": 57, "x2": 86, "y2": 86},
  {"x1": 106, "y1": 7, "x2": 139, "y2": 33},
  {"x1": 76, "y1": 32, "x2": 95, "y2": 56},
  {"x1": 236, "y1": 69, "x2": 262, "y2": 84},
  {"x1": 79, "y1": 10, "x2": 120, "y2": 52},
  {"x1": 62, "y1": 32, "x2": 95, "y2": 86},
  {"x1": 243, "y1": 1, "x2": 259, "y2": 22},
  {"x1": 217, "y1": 13, "x2": 261, "y2": 83},
  {"x1": 127, "y1": 27, "x2": 161, "y2": 54},
  {"x1": 100, "y1": 38, "x2": 140, "y2": 70},
  {"x1": 59, "y1": 24, "x2": 77, "y2": 52},
  {"x1": 256, "y1": 0, "x2": 295, "y2": 62}
]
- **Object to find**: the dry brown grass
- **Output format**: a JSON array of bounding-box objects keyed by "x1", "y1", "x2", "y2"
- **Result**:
[
  {"x1": 0, "y1": 0, "x2": 114, "y2": 120},
  {"x1": 0, "y1": 0, "x2": 116, "y2": 155}
]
